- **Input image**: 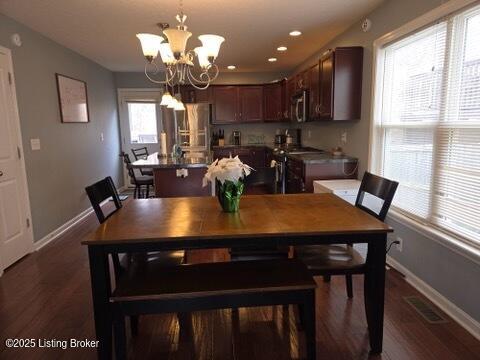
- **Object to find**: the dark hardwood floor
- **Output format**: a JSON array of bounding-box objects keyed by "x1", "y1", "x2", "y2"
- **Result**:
[{"x1": 1, "y1": 207, "x2": 479, "y2": 360}]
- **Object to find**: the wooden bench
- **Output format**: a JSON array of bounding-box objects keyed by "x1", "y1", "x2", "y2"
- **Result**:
[{"x1": 111, "y1": 259, "x2": 317, "y2": 359}]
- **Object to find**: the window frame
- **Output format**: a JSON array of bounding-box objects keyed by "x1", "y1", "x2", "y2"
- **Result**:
[{"x1": 369, "y1": 0, "x2": 480, "y2": 259}]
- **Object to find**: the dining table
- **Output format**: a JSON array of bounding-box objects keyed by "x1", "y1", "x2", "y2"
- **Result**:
[{"x1": 82, "y1": 193, "x2": 393, "y2": 359}]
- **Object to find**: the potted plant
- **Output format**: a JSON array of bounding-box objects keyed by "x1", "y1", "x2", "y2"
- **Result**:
[{"x1": 203, "y1": 156, "x2": 253, "y2": 212}]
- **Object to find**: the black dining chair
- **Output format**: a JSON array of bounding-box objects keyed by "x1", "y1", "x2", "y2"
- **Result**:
[
  {"x1": 120, "y1": 152, "x2": 154, "y2": 198},
  {"x1": 294, "y1": 172, "x2": 399, "y2": 298},
  {"x1": 85, "y1": 176, "x2": 185, "y2": 335},
  {"x1": 131, "y1": 147, "x2": 154, "y2": 176}
]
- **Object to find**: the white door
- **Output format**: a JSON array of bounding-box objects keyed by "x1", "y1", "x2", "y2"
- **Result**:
[
  {"x1": 0, "y1": 47, "x2": 33, "y2": 274},
  {"x1": 118, "y1": 89, "x2": 163, "y2": 186}
]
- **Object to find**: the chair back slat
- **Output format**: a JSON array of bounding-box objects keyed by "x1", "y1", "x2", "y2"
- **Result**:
[
  {"x1": 131, "y1": 147, "x2": 149, "y2": 160},
  {"x1": 355, "y1": 172, "x2": 398, "y2": 221},
  {"x1": 120, "y1": 152, "x2": 138, "y2": 185},
  {"x1": 85, "y1": 176, "x2": 122, "y2": 224}
]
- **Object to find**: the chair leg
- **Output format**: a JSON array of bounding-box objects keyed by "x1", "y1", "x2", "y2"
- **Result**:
[
  {"x1": 297, "y1": 304, "x2": 305, "y2": 329},
  {"x1": 113, "y1": 314, "x2": 127, "y2": 360},
  {"x1": 133, "y1": 186, "x2": 138, "y2": 199},
  {"x1": 302, "y1": 290, "x2": 316, "y2": 360},
  {"x1": 323, "y1": 275, "x2": 331, "y2": 283},
  {"x1": 346, "y1": 274, "x2": 353, "y2": 298},
  {"x1": 130, "y1": 315, "x2": 139, "y2": 336},
  {"x1": 146, "y1": 185, "x2": 150, "y2": 198}
]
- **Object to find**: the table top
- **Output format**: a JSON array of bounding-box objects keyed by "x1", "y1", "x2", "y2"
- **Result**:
[
  {"x1": 131, "y1": 152, "x2": 211, "y2": 169},
  {"x1": 83, "y1": 194, "x2": 392, "y2": 246}
]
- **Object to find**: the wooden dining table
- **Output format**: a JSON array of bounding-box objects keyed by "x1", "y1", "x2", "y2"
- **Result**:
[{"x1": 82, "y1": 193, "x2": 393, "y2": 359}]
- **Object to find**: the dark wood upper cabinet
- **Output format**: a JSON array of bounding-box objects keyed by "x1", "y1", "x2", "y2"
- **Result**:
[
  {"x1": 239, "y1": 86, "x2": 263, "y2": 123},
  {"x1": 181, "y1": 86, "x2": 212, "y2": 104},
  {"x1": 319, "y1": 47, "x2": 363, "y2": 121},
  {"x1": 285, "y1": 77, "x2": 296, "y2": 119},
  {"x1": 308, "y1": 64, "x2": 320, "y2": 120},
  {"x1": 212, "y1": 86, "x2": 238, "y2": 124},
  {"x1": 263, "y1": 82, "x2": 284, "y2": 122}
]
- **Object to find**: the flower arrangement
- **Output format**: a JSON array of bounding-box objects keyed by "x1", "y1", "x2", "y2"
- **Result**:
[{"x1": 203, "y1": 156, "x2": 253, "y2": 212}]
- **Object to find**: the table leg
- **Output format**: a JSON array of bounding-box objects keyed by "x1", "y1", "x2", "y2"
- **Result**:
[
  {"x1": 364, "y1": 234, "x2": 387, "y2": 354},
  {"x1": 88, "y1": 246, "x2": 113, "y2": 360}
]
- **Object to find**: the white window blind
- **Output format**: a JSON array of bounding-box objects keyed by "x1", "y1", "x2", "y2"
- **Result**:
[{"x1": 375, "y1": 4, "x2": 480, "y2": 247}]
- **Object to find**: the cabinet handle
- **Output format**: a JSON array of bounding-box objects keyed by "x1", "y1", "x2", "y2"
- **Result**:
[{"x1": 284, "y1": 110, "x2": 289, "y2": 118}]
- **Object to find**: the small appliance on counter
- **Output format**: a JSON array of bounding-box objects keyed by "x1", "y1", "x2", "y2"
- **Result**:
[
  {"x1": 275, "y1": 129, "x2": 286, "y2": 146},
  {"x1": 233, "y1": 130, "x2": 241, "y2": 145}
]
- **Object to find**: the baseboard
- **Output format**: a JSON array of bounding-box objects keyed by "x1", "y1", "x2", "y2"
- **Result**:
[
  {"x1": 387, "y1": 256, "x2": 480, "y2": 341},
  {"x1": 34, "y1": 206, "x2": 96, "y2": 251}
]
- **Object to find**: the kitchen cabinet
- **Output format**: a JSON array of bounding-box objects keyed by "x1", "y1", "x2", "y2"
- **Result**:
[
  {"x1": 154, "y1": 168, "x2": 211, "y2": 197},
  {"x1": 239, "y1": 86, "x2": 263, "y2": 123},
  {"x1": 180, "y1": 86, "x2": 211, "y2": 103},
  {"x1": 212, "y1": 86, "x2": 263, "y2": 124},
  {"x1": 263, "y1": 82, "x2": 285, "y2": 122},
  {"x1": 295, "y1": 70, "x2": 310, "y2": 92},
  {"x1": 308, "y1": 64, "x2": 320, "y2": 120},
  {"x1": 285, "y1": 77, "x2": 296, "y2": 119},
  {"x1": 286, "y1": 156, "x2": 358, "y2": 194},
  {"x1": 318, "y1": 47, "x2": 363, "y2": 121},
  {"x1": 212, "y1": 86, "x2": 238, "y2": 124}
]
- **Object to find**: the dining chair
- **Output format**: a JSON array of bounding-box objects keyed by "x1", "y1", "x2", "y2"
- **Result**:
[
  {"x1": 131, "y1": 147, "x2": 154, "y2": 176},
  {"x1": 294, "y1": 172, "x2": 398, "y2": 298},
  {"x1": 85, "y1": 176, "x2": 185, "y2": 335},
  {"x1": 120, "y1": 152, "x2": 154, "y2": 198}
]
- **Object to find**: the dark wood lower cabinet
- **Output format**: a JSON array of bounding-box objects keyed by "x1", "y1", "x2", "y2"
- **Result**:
[
  {"x1": 154, "y1": 168, "x2": 211, "y2": 197},
  {"x1": 286, "y1": 159, "x2": 358, "y2": 194}
]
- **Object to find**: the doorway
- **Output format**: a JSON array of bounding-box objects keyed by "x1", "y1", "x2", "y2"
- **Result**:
[{"x1": 117, "y1": 89, "x2": 163, "y2": 187}]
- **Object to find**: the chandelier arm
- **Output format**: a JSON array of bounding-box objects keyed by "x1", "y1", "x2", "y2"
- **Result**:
[
  {"x1": 188, "y1": 69, "x2": 211, "y2": 85},
  {"x1": 187, "y1": 68, "x2": 211, "y2": 90},
  {"x1": 207, "y1": 63, "x2": 220, "y2": 82},
  {"x1": 144, "y1": 64, "x2": 167, "y2": 84}
]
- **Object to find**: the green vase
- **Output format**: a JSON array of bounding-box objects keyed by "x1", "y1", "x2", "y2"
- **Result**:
[{"x1": 216, "y1": 180, "x2": 244, "y2": 213}]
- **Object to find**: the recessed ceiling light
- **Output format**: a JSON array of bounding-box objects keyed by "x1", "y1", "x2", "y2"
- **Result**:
[
  {"x1": 227, "y1": 65, "x2": 236, "y2": 70},
  {"x1": 277, "y1": 46, "x2": 288, "y2": 51},
  {"x1": 268, "y1": 58, "x2": 277, "y2": 62},
  {"x1": 289, "y1": 30, "x2": 302, "y2": 36}
]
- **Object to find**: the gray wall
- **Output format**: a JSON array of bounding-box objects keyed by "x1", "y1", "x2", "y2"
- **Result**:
[
  {"x1": 0, "y1": 14, "x2": 122, "y2": 241},
  {"x1": 294, "y1": 0, "x2": 480, "y2": 324}
]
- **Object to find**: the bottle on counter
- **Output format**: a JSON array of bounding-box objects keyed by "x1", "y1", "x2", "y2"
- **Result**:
[
  {"x1": 286, "y1": 129, "x2": 293, "y2": 145},
  {"x1": 218, "y1": 129, "x2": 225, "y2": 147}
]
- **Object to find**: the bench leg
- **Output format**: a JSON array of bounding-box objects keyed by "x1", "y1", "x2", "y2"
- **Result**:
[
  {"x1": 130, "y1": 315, "x2": 139, "y2": 336},
  {"x1": 346, "y1": 274, "x2": 353, "y2": 298},
  {"x1": 302, "y1": 290, "x2": 316, "y2": 360},
  {"x1": 113, "y1": 314, "x2": 127, "y2": 360}
]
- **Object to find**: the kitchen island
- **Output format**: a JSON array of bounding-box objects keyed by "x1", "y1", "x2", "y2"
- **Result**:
[{"x1": 131, "y1": 152, "x2": 213, "y2": 198}]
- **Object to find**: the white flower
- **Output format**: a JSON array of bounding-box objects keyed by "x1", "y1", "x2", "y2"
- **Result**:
[{"x1": 202, "y1": 155, "x2": 254, "y2": 187}]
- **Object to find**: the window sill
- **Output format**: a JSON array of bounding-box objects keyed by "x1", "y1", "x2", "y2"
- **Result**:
[{"x1": 387, "y1": 210, "x2": 480, "y2": 266}]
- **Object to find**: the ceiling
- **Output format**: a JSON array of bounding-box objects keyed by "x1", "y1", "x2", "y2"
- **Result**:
[{"x1": 0, "y1": 0, "x2": 383, "y2": 72}]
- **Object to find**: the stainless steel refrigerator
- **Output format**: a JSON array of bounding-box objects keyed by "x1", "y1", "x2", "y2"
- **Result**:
[{"x1": 161, "y1": 103, "x2": 211, "y2": 156}]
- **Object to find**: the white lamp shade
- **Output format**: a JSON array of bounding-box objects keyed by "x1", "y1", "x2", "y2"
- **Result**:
[
  {"x1": 136, "y1": 33, "x2": 163, "y2": 58},
  {"x1": 167, "y1": 97, "x2": 177, "y2": 109},
  {"x1": 198, "y1": 34, "x2": 225, "y2": 59},
  {"x1": 160, "y1": 92, "x2": 173, "y2": 106},
  {"x1": 174, "y1": 100, "x2": 185, "y2": 111},
  {"x1": 159, "y1": 43, "x2": 175, "y2": 65},
  {"x1": 194, "y1": 47, "x2": 210, "y2": 69},
  {"x1": 163, "y1": 28, "x2": 192, "y2": 55}
]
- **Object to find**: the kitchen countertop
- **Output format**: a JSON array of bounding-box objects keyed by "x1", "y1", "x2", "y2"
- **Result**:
[
  {"x1": 131, "y1": 152, "x2": 212, "y2": 169},
  {"x1": 287, "y1": 152, "x2": 358, "y2": 164}
]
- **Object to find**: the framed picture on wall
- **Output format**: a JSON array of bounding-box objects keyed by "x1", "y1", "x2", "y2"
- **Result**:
[{"x1": 55, "y1": 73, "x2": 90, "y2": 123}]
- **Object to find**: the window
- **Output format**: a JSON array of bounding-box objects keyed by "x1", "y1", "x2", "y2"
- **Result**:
[
  {"x1": 127, "y1": 102, "x2": 158, "y2": 144},
  {"x1": 372, "y1": 4, "x2": 480, "y2": 247}
]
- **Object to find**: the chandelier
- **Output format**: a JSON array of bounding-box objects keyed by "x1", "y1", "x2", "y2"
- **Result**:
[{"x1": 136, "y1": 0, "x2": 225, "y2": 110}]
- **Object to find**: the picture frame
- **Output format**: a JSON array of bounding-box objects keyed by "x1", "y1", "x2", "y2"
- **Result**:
[{"x1": 55, "y1": 73, "x2": 90, "y2": 123}]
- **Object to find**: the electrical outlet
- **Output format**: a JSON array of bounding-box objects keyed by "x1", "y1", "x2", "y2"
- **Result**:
[
  {"x1": 341, "y1": 131, "x2": 347, "y2": 145},
  {"x1": 396, "y1": 237, "x2": 403, "y2": 252}
]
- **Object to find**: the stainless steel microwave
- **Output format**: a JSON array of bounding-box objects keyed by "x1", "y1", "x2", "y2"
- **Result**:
[{"x1": 291, "y1": 90, "x2": 309, "y2": 123}]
